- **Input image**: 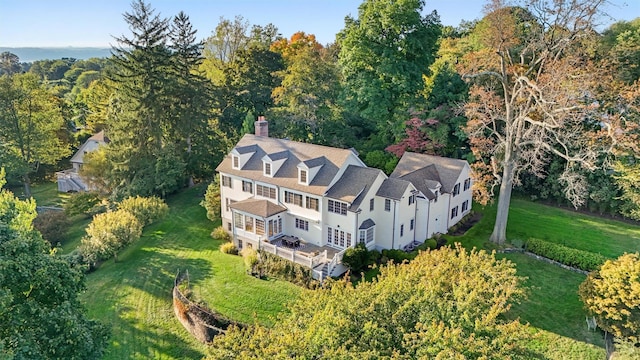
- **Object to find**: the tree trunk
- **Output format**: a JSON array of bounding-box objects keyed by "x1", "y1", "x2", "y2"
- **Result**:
[
  {"x1": 490, "y1": 160, "x2": 515, "y2": 245},
  {"x1": 22, "y1": 173, "x2": 32, "y2": 198}
]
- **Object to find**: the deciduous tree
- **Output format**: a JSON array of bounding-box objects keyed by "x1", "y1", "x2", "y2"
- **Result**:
[
  {"x1": 579, "y1": 253, "x2": 640, "y2": 344},
  {"x1": 207, "y1": 244, "x2": 533, "y2": 359},
  {"x1": 0, "y1": 73, "x2": 70, "y2": 196},
  {"x1": 0, "y1": 169, "x2": 109, "y2": 359},
  {"x1": 460, "y1": 0, "x2": 612, "y2": 244}
]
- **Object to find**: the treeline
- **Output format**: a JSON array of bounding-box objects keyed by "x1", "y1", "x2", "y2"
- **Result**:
[{"x1": 0, "y1": 0, "x2": 639, "y2": 221}]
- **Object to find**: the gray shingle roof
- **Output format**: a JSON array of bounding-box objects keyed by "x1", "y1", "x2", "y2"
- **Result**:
[
  {"x1": 234, "y1": 144, "x2": 259, "y2": 154},
  {"x1": 390, "y1": 152, "x2": 468, "y2": 194},
  {"x1": 359, "y1": 218, "x2": 375, "y2": 229},
  {"x1": 216, "y1": 134, "x2": 361, "y2": 196},
  {"x1": 325, "y1": 165, "x2": 383, "y2": 211},
  {"x1": 265, "y1": 150, "x2": 290, "y2": 161},
  {"x1": 376, "y1": 178, "x2": 412, "y2": 200},
  {"x1": 302, "y1": 156, "x2": 325, "y2": 168},
  {"x1": 230, "y1": 198, "x2": 287, "y2": 218}
]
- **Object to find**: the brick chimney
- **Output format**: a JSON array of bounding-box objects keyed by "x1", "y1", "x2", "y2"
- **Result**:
[{"x1": 255, "y1": 115, "x2": 268, "y2": 137}]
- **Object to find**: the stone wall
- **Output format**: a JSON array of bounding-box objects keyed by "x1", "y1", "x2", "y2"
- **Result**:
[{"x1": 172, "y1": 270, "x2": 238, "y2": 343}]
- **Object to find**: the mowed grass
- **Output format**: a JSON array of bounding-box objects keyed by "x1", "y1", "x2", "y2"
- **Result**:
[
  {"x1": 81, "y1": 185, "x2": 301, "y2": 360},
  {"x1": 10, "y1": 181, "x2": 71, "y2": 207},
  {"x1": 450, "y1": 198, "x2": 640, "y2": 358}
]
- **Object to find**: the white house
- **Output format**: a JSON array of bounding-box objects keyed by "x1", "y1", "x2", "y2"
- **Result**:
[
  {"x1": 216, "y1": 119, "x2": 472, "y2": 279},
  {"x1": 56, "y1": 131, "x2": 108, "y2": 192}
]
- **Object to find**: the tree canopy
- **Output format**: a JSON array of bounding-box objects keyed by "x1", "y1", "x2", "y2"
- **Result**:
[
  {"x1": 0, "y1": 169, "x2": 109, "y2": 359},
  {"x1": 207, "y1": 245, "x2": 532, "y2": 359}
]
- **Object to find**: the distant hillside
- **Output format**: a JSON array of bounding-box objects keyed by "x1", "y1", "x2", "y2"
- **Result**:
[{"x1": 1, "y1": 47, "x2": 112, "y2": 62}]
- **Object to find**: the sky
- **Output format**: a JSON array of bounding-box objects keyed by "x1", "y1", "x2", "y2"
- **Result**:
[{"x1": 0, "y1": 0, "x2": 638, "y2": 48}]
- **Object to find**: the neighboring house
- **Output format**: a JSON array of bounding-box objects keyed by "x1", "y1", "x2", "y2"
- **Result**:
[
  {"x1": 216, "y1": 118, "x2": 472, "y2": 279},
  {"x1": 56, "y1": 131, "x2": 108, "y2": 192}
]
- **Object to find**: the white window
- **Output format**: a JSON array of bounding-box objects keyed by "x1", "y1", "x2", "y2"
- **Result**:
[
  {"x1": 408, "y1": 194, "x2": 415, "y2": 205},
  {"x1": 410, "y1": 218, "x2": 414, "y2": 230},
  {"x1": 328, "y1": 227, "x2": 333, "y2": 244},
  {"x1": 285, "y1": 191, "x2": 303, "y2": 206},
  {"x1": 400, "y1": 224, "x2": 404, "y2": 237},
  {"x1": 242, "y1": 180, "x2": 253, "y2": 193},
  {"x1": 384, "y1": 199, "x2": 391, "y2": 212},
  {"x1": 234, "y1": 212, "x2": 243, "y2": 229},
  {"x1": 295, "y1": 218, "x2": 309, "y2": 231},
  {"x1": 256, "y1": 219, "x2": 265, "y2": 235},
  {"x1": 434, "y1": 191, "x2": 438, "y2": 203},
  {"x1": 328, "y1": 199, "x2": 347, "y2": 215},
  {"x1": 346, "y1": 233, "x2": 352, "y2": 247},
  {"x1": 244, "y1": 216, "x2": 254, "y2": 232},
  {"x1": 359, "y1": 230, "x2": 365, "y2": 244},
  {"x1": 366, "y1": 227, "x2": 374, "y2": 243},
  {"x1": 256, "y1": 184, "x2": 276, "y2": 199},
  {"x1": 232, "y1": 155, "x2": 239, "y2": 169},
  {"x1": 306, "y1": 196, "x2": 319, "y2": 211},
  {"x1": 464, "y1": 178, "x2": 471, "y2": 191},
  {"x1": 221, "y1": 175, "x2": 232, "y2": 188},
  {"x1": 369, "y1": 198, "x2": 374, "y2": 211},
  {"x1": 264, "y1": 162, "x2": 271, "y2": 176},
  {"x1": 299, "y1": 169, "x2": 307, "y2": 184},
  {"x1": 453, "y1": 183, "x2": 460, "y2": 197}
]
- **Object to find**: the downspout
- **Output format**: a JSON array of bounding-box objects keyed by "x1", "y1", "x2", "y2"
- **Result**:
[
  {"x1": 354, "y1": 208, "x2": 361, "y2": 248},
  {"x1": 391, "y1": 199, "x2": 397, "y2": 249},
  {"x1": 412, "y1": 192, "x2": 418, "y2": 243}
]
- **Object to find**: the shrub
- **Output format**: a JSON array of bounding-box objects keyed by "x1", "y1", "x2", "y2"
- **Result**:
[
  {"x1": 424, "y1": 238, "x2": 438, "y2": 250},
  {"x1": 33, "y1": 210, "x2": 70, "y2": 246},
  {"x1": 211, "y1": 226, "x2": 231, "y2": 242},
  {"x1": 64, "y1": 191, "x2": 101, "y2": 217},
  {"x1": 241, "y1": 247, "x2": 259, "y2": 270},
  {"x1": 220, "y1": 242, "x2": 238, "y2": 255},
  {"x1": 80, "y1": 209, "x2": 143, "y2": 264},
  {"x1": 342, "y1": 243, "x2": 369, "y2": 273},
  {"x1": 525, "y1": 238, "x2": 608, "y2": 271},
  {"x1": 381, "y1": 249, "x2": 415, "y2": 264},
  {"x1": 118, "y1": 196, "x2": 168, "y2": 226}
]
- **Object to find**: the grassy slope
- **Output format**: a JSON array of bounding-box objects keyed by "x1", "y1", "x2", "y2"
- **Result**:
[
  {"x1": 81, "y1": 185, "x2": 301, "y2": 360},
  {"x1": 448, "y1": 198, "x2": 640, "y2": 358}
]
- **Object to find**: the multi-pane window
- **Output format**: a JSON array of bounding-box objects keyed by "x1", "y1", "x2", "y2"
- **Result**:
[
  {"x1": 264, "y1": 162, "x2": 271, "y2": 176},
  {"x1": 369, "y1": 198, "x2": 374, "y2": 211},
  {"x1": 285, "y1": 191, "x2": 303, "y2": 206},
  {"x1": 328, "y1": 199, "x2": 347, "y2": 215},
  {"x1": 464, "y1": 178, "x2": 471, "y2": 191},
  {"x1": 232, "y1": 155, "x2": 239, "y2": 169},
  {"x1": 328, "y1": 227, "x2": 333, "y2": 244},
  {"x1": 366, "y1": 227, "x2": 374, "y2": 243},
  {"x1": 384, "y1": 199, "x2": 391, "y2": 212},
  {"x1": 400, "y1": 224, "x2": 404, "y2": 237},
  {"x1": 234, "y1": 212, "x2": 243, "y2": 229},
  {"x1": 299, "y1": 169, "x2": 307, "y2": 183},
  {"x1": 268, "y1": 218, "x2": 282, "y2": 236},
  {"x1": 221, "y1": 175, "x2": 232, "y2": 188},
  {"x1": 256, "y1": 184, "x2": 276, "y2": 199},
  {"x1": 410, "y1": 218, "x2": 414, "y2": 230},
  {"x1": 408, "y1": 194, "x2": 415, "y2": 205},
  {"x1": 242, "y1": 180, "x2": 253, "y2": 193},
  {"x1": 339, "y1": 231, "x2": 345, "y2": 247},
  {"x1": 453, "y1": 183, "x2": 460, "y2": 197},
  {"x1": 306, "y1": 196, "x2": 319, "y2": 211},
  {"x1": 462, "y1": 200, "x2": 469, "y2": 212},
  {"x1": 334, "y1": 228, "x2": 339, "y2": 246},
  {"x1": 451, "y1": 206, "x2": 459, "y2": 219},
  {"x1": 295, "y1": 218, "x2": 309, "y2": 231},
  {"x1": 346, "y1": 233, "x2": 352, "y2": 247},
  {"x1": 256, "y1": 219, "x2": 265, "y2": 235},
  {"x1": 244, "y1": 216, "x2": 254, "y2": 232},
  {"x1": 359, "y1": 230, "x2": 365, "y2": 244}
]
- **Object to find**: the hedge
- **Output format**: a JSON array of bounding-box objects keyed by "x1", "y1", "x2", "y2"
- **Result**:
[{"x1": 525, "y1": 238, "x2": 608, "y2": 272}]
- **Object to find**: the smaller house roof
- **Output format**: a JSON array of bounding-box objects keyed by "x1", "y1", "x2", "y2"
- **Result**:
[
  {"x1": 359, "y1": 218, "x2": 376, "y2": 229},
  {"x1": 376, "y1": 178, "x2": 412, "y2": 200},
  {"x1": 234, "y1": 144, "x2": 259, "y2": 154},
  {"x1": 70, "y1": 130, "x2": 109, "y2": 164},
  {"x1": 230, "y1": 198, "x2": 287, "y2": 218},
  {"x1": 390, "y1": 152, "x2": 468, "y2": 194}
]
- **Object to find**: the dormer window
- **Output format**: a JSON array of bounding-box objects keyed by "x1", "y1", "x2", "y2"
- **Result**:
[
  {"x1": 232, "y1": 155, "x2": 239, "y2": 169},
  {"x1": 299, "y1": 169, "x2": 307, "y2": 184},
  {"x1": 264, "y1": 162, "x2": 272, "y2": 176}
]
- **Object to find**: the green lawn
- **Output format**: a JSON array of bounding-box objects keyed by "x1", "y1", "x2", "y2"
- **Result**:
[
  {"x1": 447, "y1": 198, "x2": 640, "y2": 358},
  {"x1": 81, "y1": 185, "x2": 301, "y2": 360},
  {"x1": 10, "y1": 181, "x2": 71, "y2": 207}
]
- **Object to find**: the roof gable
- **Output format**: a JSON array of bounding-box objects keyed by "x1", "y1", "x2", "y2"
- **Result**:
[
  {"x1": 325, "y1": 165, "x2": 384, "y2": 210},
  {"x1": 390, "y1": 152, "x2": 468, "y2": 194}
]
